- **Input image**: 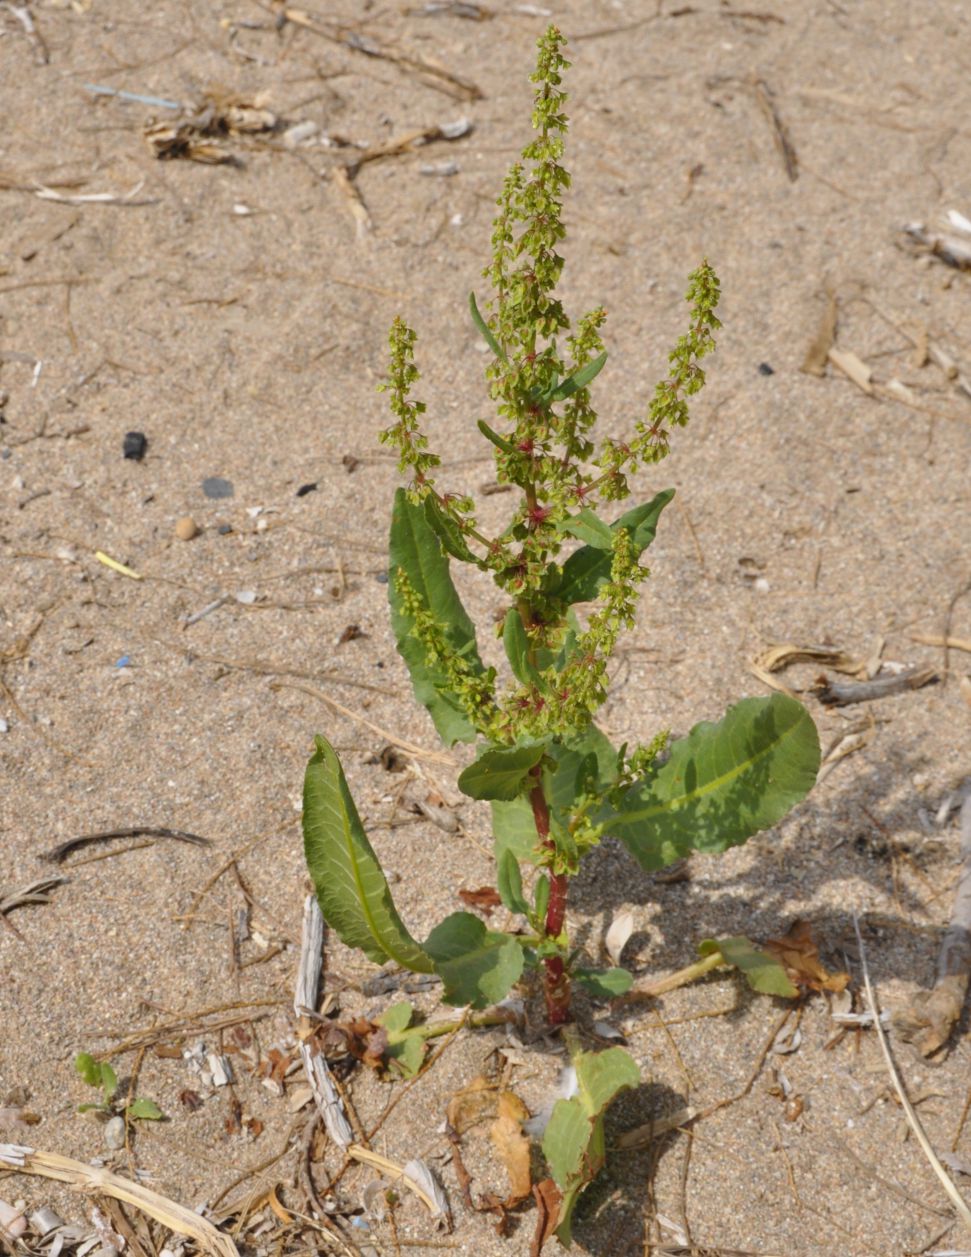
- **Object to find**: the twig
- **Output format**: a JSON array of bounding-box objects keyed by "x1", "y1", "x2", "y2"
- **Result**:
[
  {"x1": 294, "y1": 895, "x2": 353, "y2": 1149},
  {"x1": 0, "y1": 3, "x2": 49, "y2": 64},
  {"x1": 0, "y1": 875, "x2": 67, "y2": 917},
  {"x1": 813, "y1": 665, "x2": 937, "y2": 706},
  {"x1": 911, "y1": 633, "x2": 971, "y2": 655},
  {"x1": 95, "y1": 1000, "x2": 283, "y2": 1059},
  {"x1": 42, "y1": 827, "x2": 211, "y2": 863},
  {"x1": 331, "y1": 167, "x2": 372, "y2": 239},
  {"x1": 752, "y1": 76, "x2": 798, "y2": 181},
  {"x1": 269, "y1": 680, "x2": 454, "y2": 764},
  {"x1": 852, "y1": 915, "x2": 971, "y2": 1231}
]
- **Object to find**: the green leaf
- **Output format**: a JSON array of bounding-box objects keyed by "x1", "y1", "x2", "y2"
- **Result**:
[
  {"x1": 469, "y1": 291, "x2": 506, "y2": 362},
  {"x1": 554, "y1": 489, "x2": 675, "y2": 606},
  {"x1": 603, "y1": 694, "x2": 820, "y2": 870},
  {"x1": 549, "y1": 350, "x2": 608, "y2": 401},
  {"x1": 573, "y1": 967, "x2": 633, "y2": 998},
  {"x1": 533, "y1": 874, "x2": 550, "y2": 925},
  {"x1": 477, "y1": 419, "x2": 515, "y2": 454},
  {"x1": 74, "y1": 1053, "x2": 100, "y2": 1088},
  {"x1": 490, "y1": 725, "x2": 618, "y2": 866},
  {"x1": 558, "y1": 508, "x2": 613, "y2": 551},
  {"x1": 100, "y1": 1063, "x2": 118, "y2": 1104},
  {"x1": 377, "y1": 1002, "x2": 426, "y2": 1077},
  {"x1": 458, "y1": 742, "x2": 546, "y2": 802},
  {"x1": 389, "y1": 487, "x2": 485, "y2": 745},
  {"x1": 424, "y1": 913, "x2": 525, "y2": 1008},
  {"x1": 76, "y1": 1103, "x2": 103, "y2": 1113},
  {"x1": 502, "y1": 609, "x2": 540, "y2": 686},
  {"x1": 497, "y1": 849, "x2": 529, "y2": 915},
  {"x1": 126, "y1": 1098, "x2": 164, "y2": 1121},
  {"x1": 303, "y1": 735, "x2": 434, "y2": 973},
  {"x1": 699, "y1": 937, "x2": 797, "y2": 998},
  {"x1": 543, "y1": 1047, "x2": 640, "y2": 1244},
  {"x1": 423, "y1": 495, "x2": 478, "y2": 565}
]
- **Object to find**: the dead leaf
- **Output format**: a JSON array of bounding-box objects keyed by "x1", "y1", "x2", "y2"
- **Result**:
[
  {"x1": 801, "y1": 289, "x2": 838, "y2": 376},
  {"x1": 447, "y1": 1075, "x2": 496, "y2": 1133},
  {"x1": 753, "y1": 642, "x2": 867, "y2": 677},
  {"x1": 338, "y1": 624, "x2": 365, "y2": 644},
  {"x1": 617, "y1": 1104, "x2": 697, "y2": 1150},
  {"x1": 764, "y1": 920, "x2": 850, "y2": 993},
  {"x1": 489, "y1": 1091, "x2": 532, "y2": 1205},
  {"x1": 458, "y1": 886, "x2": 501, "y2": 915},
  {"x1": 530, "y1": 1179, "x2": 561, "y2": 1257},
  {"x1": 604, "y1": 909, "x2": 634, "y2": 966}
]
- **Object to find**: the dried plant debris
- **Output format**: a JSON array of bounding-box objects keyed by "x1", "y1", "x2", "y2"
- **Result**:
[
  {"x1": 764, "y1": 920, "x2": 850, "y2": 994},
  {"x1": 144, "y1": 90, "x2": 279, "y2": 163},
  {"x1": 904, "y1": 213, "x2": 971, "y2": 270},
  {"x1": 812, "y1": 664, "x2": 937, "y2": 706},
  {"x1": 896, "y1": 791, "x2": 971, "y2": 1056},
  {"x1": 800, "y1": 288, "x2": 838, "y2": 376}
]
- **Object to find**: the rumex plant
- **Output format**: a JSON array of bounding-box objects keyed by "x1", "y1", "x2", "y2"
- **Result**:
[{"x1": 303, "y1": 25, "x2": 820, "y2": 1245}]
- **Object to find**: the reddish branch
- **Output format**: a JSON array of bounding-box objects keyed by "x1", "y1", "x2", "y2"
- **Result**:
[{"x1": 530, "y1": 772, "x2": 571, "y2": 1025}]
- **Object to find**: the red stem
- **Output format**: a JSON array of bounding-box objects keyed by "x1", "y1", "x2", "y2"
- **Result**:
[{"x1": 530, "y1": 772, "x2": 571, "y2": 1026}]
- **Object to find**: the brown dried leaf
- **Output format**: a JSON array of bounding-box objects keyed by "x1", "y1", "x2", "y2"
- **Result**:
[
  {"x1": 753, "y1": 642, "x2": 867, "y2": 677},
  {"x1": 530, "y1": 1179, "x2": 561, "y2": 1257},
  {"x1": 764, "y1": 920, "x2": 849, "y2": 993},
  {"x1": 489, "y1": 1091, "x2": 532, "y2": 1206},
  {"x1": 458, "y1": 886, "x2": 501, "y2": 915},
  {"x1": 447, "y1": 1075, "x2": 496, "y2": 1133}
]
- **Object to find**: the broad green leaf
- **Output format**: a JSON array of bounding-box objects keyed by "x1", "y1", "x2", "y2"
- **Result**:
[
  {"x1": 303, "y1": 735, "x2": 434, "y2": 973},
  {"x1": 558, "y1": 508, "x2": 613, "y2": 551},
  {"x1": 477, "y1": 419, "x2": 515, "y2": 453},
  {"x1": 554, "y1": 489, "x2": 675, "y2": 606},
  {"x1": 492, "y1": 795, "x2": 540, "y2": 864},
  {"x1": 126, "y1": 1098, "x2": 163, "y2": 1121},
  {"x1": 543, "y1": 1047, "x2": 640, "y2": 1244},
  {"x1": 378, "y1": 1001, "x2": 414, "y2": 1034},
  {"x1": 602, "y1": 694, "x2": 820, "y2": 870},
  {"x1": 469, "y1": 291, "x2": 506, "y2": 362},
  {"x1": 502, "y1": 608, "x2": 540, "y2": 686},
  {"x1": 423, "y1": 495, "x2": 478, "y2": 565},
  {"x1": 458, "y1": 742, "x2": 546, "y2": 802},
  {"x1": 389, "y1": 488, "x2": 485, "y2": 745},
  {"x1": 424, "y1": 913, "x2": 524, "y2": 1008},
  {"x1": 573, "y1": 967, "x2": 633, "y2": 998},
  {"x1": 548, "y1": 349, "x2": 608, "y2": 401},
  {"x1": 699, "y1": 937, "x2": 797, "y2": 998},
  {"x1": 497, "y1": 849, "x2": 529, "y2": 915}
]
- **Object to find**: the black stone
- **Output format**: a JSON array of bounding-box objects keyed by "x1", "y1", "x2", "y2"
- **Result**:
[
  {"x1": 296, "y1": 482, "x2": 318, "y2": 497},
  {"x1": 123, "y1": 431, "x2": 148, "y2": 460},
  {"x1": 758, "y1": 362, "x2": 775, "y2": 376}
]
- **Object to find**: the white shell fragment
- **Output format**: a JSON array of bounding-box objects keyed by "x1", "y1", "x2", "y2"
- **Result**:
[
  {"x1": 605, "y1": 910, "x2": 635, "y2": 966},
  {"x1": 207, "y1": 1054, "x2": 233, "y2": 1087}
]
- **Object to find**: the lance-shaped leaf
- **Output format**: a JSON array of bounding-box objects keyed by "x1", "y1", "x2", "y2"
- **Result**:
[
  {"x1": 459, "y1": 742, "x2": 547, "y2": 802},
  {"x1": 602, "y1": 694, "x2": 820, "y2": 870},
  {"x1": 477, "y1": 419, "x2": 515, "y2": 454},
  {"x1": 497, "y1": 848, "x2": 529, "y2": 916},
  {"x1": 389, "y1": 488, "x2": 486, "y2": 745},
  {"x1": 558, "y1": 507, "x2": 613, "y2": 551},
  {"x1": 469, "y1": 291, "x2": 506, "y2": 362},
  {"x1": 423, "y1": 494, "x2": 478, "y2": 565},
  {"x1": 698, "y1": 937, "x2": 797, "y2": 998},
  {"x1": 303, "y1": 735, "x2": 434, "y2": 973},
  {"x1": 424, "y1": 912, "x2": 525, "y2": 1007},
  {"x1": 543, "y1": 1047, "x2": 640, "y2": 1245},
  {"x1": 553, "y1": 489, "x2": 675, "y2": 606},
  {"x1": 503, "y1": 608, "x2": 541, "y2": 686},
  {"x1": 547, "y1": 349, "x2": 608, "y2": 401}
]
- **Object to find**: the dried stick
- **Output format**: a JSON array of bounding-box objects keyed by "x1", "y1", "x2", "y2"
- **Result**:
[
  {"x1": 0, "y1": 1146, "x2": 240, "y2": 1257},
  {"x1": 294, "y1": 895, "x2": 353, "y2": 1149},
  {"x1": 42, "y1": 828, "x2": 210, "y2": 863},
  {"x1": 896, "y1": 792, "x2": 971, "y2": 1056},
  {"x1": 813, "y1": 665, "x2": 937, "y2": 706},
  {"x1": 852, "y1": 916, "x2": 971, "y2": 1232}
]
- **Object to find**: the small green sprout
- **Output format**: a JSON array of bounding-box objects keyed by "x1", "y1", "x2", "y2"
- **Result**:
[{"x1": 74, "y1": 1053, "x2": 164, "y2": 1123}]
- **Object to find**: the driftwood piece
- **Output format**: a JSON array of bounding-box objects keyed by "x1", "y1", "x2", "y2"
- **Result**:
[
  {"x1": 294, "y1": 894, "x2": 353, "y2": 1149},
  {"x1": 813, "y1": 665, "x2": 937, "y2": 706},
  {"x1": 896, "y1": 793, "x2": 971, "y2": 1056}
]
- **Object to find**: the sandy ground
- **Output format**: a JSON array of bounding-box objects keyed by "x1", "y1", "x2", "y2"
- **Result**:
[{"x1": 2, "y1": 2, "x2": 971, "y2": 1255}]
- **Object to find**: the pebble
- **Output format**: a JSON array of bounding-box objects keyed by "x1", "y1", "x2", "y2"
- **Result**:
[
  {"x1": 0, "y1": 718, "x2": 8, "y2": 733},
  {"x1": 202, "y1": 476, "x2": 234, "y2": 500},
  {"x1": 174, "y1": 516, "x2": 200, "y2": 541},
  {"x1": 104, "y1": 1116, "x2": 126, "y2": 1150},
  {"x1": 758, "y1": 362, "x2": 775, "y2": 376},
  {"x1": 235, "y1": 590, "x2": 256, "y2": 605},
  {"x1": 216, "y1": 523, "x2": 233, "y2": 535},
  {"x1": 123, "y1": 431, "x2": 148, "y2": 461}
]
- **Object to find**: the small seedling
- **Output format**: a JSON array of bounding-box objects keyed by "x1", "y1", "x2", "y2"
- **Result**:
[
  {"x1": 302, "y1": 25, "x2": 820, "y2": 1246},
  {"x1": 74, "y1": 1053, "x2": 163, "y2": 1123}
]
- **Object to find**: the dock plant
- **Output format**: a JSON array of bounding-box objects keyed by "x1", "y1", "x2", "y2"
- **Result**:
[{"x1": 302, "y1": 25, "x2": 820, "y2": 1246}]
